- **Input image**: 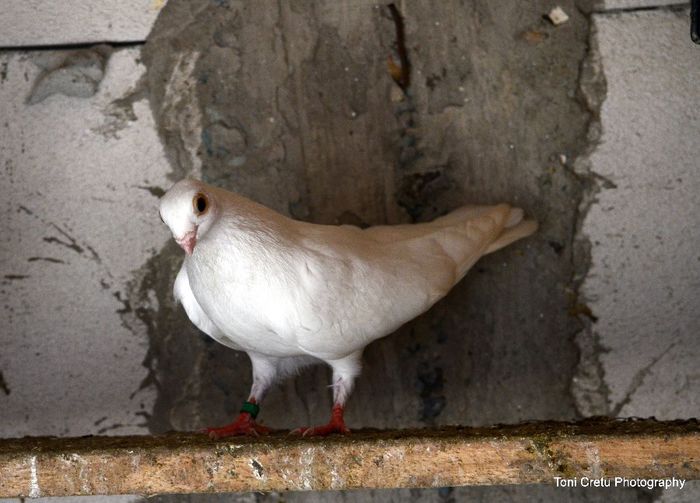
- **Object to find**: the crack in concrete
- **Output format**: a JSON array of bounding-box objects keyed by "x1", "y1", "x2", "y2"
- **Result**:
[
  {"x1": 387, "y1": 3, "x2": 411, "y2": 91},
  {"x1": 0, "y1": 40, "x2": 144, "y2": 52},
  {"x1": 593, "y1": 3, "x2": 689, "y2": 15},
  {"x1": 569, "y1": 11, "x2": 614, "y2": 419},
  {"x1": 385, "y1": 4, "x2": 456, "y2": 224},
  {"x1": 0, "y1": 370, "x2": 10, "y2": 395},
  {"x1": 18, "y1": 206, "x2": 102, "y2": 264},
  {"x1": 26, "y1": 256, "x2": 65, "y2": 264},
  {"x1": 610, "y1": 342, "x2": 677, "y2": 417},
  {"x1": 3, "y1": 274, "x2": 30, "y2": 281}
]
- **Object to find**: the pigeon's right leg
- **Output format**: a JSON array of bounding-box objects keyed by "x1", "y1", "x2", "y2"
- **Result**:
[
  {"x1": 205, "y1": 352, "x2": 277, "y2": 438},
  {"x1": 291, "y1": 351, "x2": 362, "y2": 436}
]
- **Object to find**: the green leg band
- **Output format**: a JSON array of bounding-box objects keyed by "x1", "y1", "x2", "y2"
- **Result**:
[{"x1": 240, "y1": 401, "x2": 260, "y2": 419}]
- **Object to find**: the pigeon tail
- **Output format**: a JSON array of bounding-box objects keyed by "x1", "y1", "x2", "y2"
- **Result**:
[
  {"x1": 426, "y1": 204, "x2": 538, "y2": 266},
  {"x1": 392, "y1": 204, "x2": 537, "y2": 308},
  {"x1": 427, "y1": 204, "x2": 513, "y2": 279},
  {"x1": 484, "y1": 216, "x2": 538, "y2": 255}
]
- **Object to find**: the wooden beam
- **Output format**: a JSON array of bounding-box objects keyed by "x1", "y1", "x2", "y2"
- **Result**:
[{"x1": 1, "y1": 419, "x2": 698, "y2": 497}]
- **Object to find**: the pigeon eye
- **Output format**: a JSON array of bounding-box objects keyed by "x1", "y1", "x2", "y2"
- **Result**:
[{"x1": 193, "y1": 193, "x2": 209, "y2": 215}]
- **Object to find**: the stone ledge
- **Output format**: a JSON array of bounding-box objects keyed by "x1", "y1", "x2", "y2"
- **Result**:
[{"x1": 1, "y1": 418, "x2": 698, "y2": 497}]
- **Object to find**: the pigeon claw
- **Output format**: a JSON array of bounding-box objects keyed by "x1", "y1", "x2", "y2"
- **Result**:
[
  {"x1": 291, "y1": 422, "x2": 351, "y2": 437},
  {"x1": 204, "y1": 413, "x2": 271, "y2": 438},
  {"x1": 290, "y1": 404, "x2": 350, "y2": 437}
]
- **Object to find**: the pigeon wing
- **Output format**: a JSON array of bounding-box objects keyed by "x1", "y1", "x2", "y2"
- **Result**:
[{"x1": 287, "y1": 205, "x2": 531, "y2": 356}]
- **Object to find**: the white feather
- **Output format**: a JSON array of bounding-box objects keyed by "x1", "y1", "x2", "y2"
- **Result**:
[{"x1": 173, "y1": 265, "x2": 240, "y2": 350}]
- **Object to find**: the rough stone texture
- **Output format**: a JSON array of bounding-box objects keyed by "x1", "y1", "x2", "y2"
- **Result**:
[
  {"x1": 577, "y1": 8, "x2": 700, "y2": 421},
  {"x1": 139, "y1": 0, "x2": 596, "y2": 438},
  {"x1": 0, "y1": 1, "x2": 166, "y2": 47},
  {"x1": 0, "y1": 48, "x2": 168, "y2": 438},
  {"x1": 2, "y1": 420, "x2": 697, "y2": 497}
]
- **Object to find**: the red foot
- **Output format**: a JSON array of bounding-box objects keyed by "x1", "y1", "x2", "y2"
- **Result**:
[
  {"x1": 204, "y1": 412, "x2": 270, "y2": 439},
  {"x1": 291, "y1": 404, "x2": 350, "y2": 437}
]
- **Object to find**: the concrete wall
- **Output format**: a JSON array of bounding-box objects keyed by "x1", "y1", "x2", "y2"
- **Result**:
[
  {"x1": 0, "y1": 1, "x2": 698, "y2": 502},
  {"x1": 0, "y1": 47, "x2": 170, "y2": 438},
  {"x1": 0, "y1": 1, "x2": 164, "y2": 47},
  {"x1": 0, "y1": 9, "x2": 167, "y2": 503},
  {"x1": 577, "y1": 7, "x2": 700, "y2": 421}
]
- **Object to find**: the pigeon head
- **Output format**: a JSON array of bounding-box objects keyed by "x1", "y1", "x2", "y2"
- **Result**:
[{"x1": 159, "y1": 179, "x2": 218, "y2": 256}]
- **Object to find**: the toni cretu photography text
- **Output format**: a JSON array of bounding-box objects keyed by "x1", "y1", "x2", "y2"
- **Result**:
[{"x1": 554, "y1": 477, "x2": 686, "y2": 490}]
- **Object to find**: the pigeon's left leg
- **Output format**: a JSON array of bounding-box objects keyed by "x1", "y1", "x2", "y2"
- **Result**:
[
  {"x1": 205, "y1": 352, "x2": 277, "y2": 438},
  {"x1": 292, "y1": 351, "x2": 362, "y2": 436}
]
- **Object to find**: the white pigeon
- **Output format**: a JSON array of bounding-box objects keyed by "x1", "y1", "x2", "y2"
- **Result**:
[{"x1": 159, "y1": 178, "x2": 537, "y2": 437}]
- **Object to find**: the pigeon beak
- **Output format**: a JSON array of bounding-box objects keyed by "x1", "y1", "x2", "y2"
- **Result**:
[{"x1": 176, "y1": 229, "x2": 197, "y2": 256}]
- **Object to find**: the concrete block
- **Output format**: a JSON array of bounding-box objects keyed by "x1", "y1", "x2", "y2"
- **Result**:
[
  {"x1": 0, "y1": 47, "x2": 171, "y2": 437},
  {"x1": 0, "y1": 1, "x2": 165, "y2": 47},
  {"x1": 580, "y1": 8, "x2": 700, "y2": 419}
]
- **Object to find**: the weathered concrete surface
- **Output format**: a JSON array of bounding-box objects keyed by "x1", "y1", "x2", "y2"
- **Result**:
[
  {"x1": 0, "y1": 1, "x2": 166, "y2": 47},
  {"x1": 576, "y1": 8, "x2": 700, "y2": 421},
  {"x1": 0, "y1": 47, "x2": 170, "y2": 438}
]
